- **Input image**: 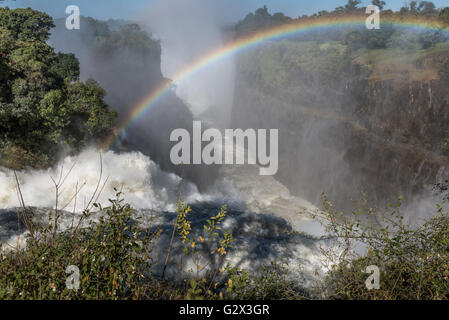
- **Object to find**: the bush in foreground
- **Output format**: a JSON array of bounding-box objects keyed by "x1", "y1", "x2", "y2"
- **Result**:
[
  {"x1": 0, "y1": 193, "x2": 158, "y2": 299},
  {"x1": 318, "y1": 195, "x2": 449, "y2": 300},
  {"x1": 0, "y1": 188, "x2": 299, "y2": 300},
  {"x1": 1, "y1": 189, "x2": 449, "y2": 300}
]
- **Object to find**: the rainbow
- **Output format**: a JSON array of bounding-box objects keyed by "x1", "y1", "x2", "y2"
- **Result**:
[{"x1": 101, "y1": 14, "x2": 449, "y2": 150}]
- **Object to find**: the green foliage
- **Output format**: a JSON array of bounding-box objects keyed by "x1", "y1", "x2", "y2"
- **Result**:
[
  {"x1": 173, "y1": 200, "x2": 235, "y2": 300},
  {"x1": 0, "y1": 183, "x2": 300, "y2": 301},
  {"x1": 176, "y1": 201, "x2": 234, "y2": 257},
  {"x1": 0, "y1": 192, "x2": 158, "y2": 300},
  {"x1": 372, "y1": 0, "x2": 386, "y2": 10},
  {"x1": 77, "y1": 17, "x2": 110, "y2": 45},
  {"x1": 175, "y1": 201, "x2": 193, "y2": 249},
  {"x1": 334, "y1": 0, "x2": 362, "y2": 13},
  {"x1": 387, "y1": 29, "x2": 423, "y2": 50},
  {"x1": 401, "y1": 1, "x2": 437, "y2": 15},
  {"x1": 223, "y1": 263, "x2": 307, "y2": 300},
  {"x1": 49, "y1": 53, "x2": 80, "y2": 82},
  {"x1": 235, "y1": 6, "x2": 292, "y2": 35},
  {"x1": 239, "y1": 40, "x2": 349, "y2": 91},
  {"x1": 94, "y1": 24, "x2": 161, "y2": 58},
  {"x1": 318, "y1": 195, "x2": 449, "y2": 300},
  {"x1": 0, "y1": 7, "x2": 54, "y2": 41},
  {"x1": 418, "y1": 30, "x2": 445, "y2": 49},
  {"x1": 418, "y1": 1, "x2": 437, "y2": 15},
  {"x1": 0, "y1": 8, "x2": 116, "y2": 168},
  {"x1": 344, "y1": 25, "x2": 396, "y2": 51},
  {"x1": 343, "y1": 0, "x2": 362, "y2": 12},
  {"x1": 2, "y1": 188, "x2": 449, "y2": 300},
  {"x1": 440, "y1": 7, "x2": 449, "y2": 22},
  {"x1": 172, "y1": 201, "x2": 309, "y2": 301}
]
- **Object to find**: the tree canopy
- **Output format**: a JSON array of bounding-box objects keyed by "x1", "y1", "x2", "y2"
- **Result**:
[
  {"x1": 400, "y1": 1, "x2": 437, "y2": 15},
  {"x1": 372, "y1": 0, "x2": 386, "y2": 10},
  {"x1": 0, "y1": 7, "x2": 54, "y2": 41},
  {"x1": 440, "y1": 7, "x2": 449, "y2": 22},
  {"x1": 235, "y1": 6, "x2": 292, "y2": 34},
  {"x1": 0, "y1": 7, "x2": 116, "y2": 168}
]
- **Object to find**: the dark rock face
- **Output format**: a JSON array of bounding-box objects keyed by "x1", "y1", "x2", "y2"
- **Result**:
[
  {"x1": 124, "y1": 96, "x2": 221, "y2": 191},
  {"x1": 341, "y1": 78, "x2": 449, "y2": 205},
  {"x1": 231, "y1": 48, "x2": 449, "y2": 209},
  {"x1": 50, "y1": 18, "x2": 220, "y2": 191}
]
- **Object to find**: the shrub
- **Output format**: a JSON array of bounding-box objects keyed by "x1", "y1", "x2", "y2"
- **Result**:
[
  {"x1": 223, "y1": 263, "x2": 308, "y2": 300},
  {"x1": 0, "y1": 191, "x2": 159, "y2": 300},
  {"x1": 3, "y1": 180, "x2": 449, "y2": 300},
  {"x1": 318, "y1": 195, "x2": 449, "y2": 300}
]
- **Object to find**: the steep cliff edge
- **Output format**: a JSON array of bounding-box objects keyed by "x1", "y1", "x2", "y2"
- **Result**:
[
  {"x1": 231, "y1": 40, "x2": 449, "y2": 208},
  {"x1": 50, "y1": 17, "x2": 220, "y2": 190}
]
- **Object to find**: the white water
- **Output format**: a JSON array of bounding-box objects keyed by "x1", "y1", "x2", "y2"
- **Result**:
[
  {"x1": 0, "y1": 145, "x2": 324, "y2": 232},
  {"x1": 0, "y1": 147, "x2": 332, "y2": 287},
  {"x1": 0, "y1": 148, "x2": 222, "y2": 212},
  {"x1": 144, "y1": 0, "x2": 236, "y2": 127}
]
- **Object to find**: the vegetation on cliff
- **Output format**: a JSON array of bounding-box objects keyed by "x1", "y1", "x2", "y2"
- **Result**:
[
  {"x1": 0, "y1": 8, "x2": 116, "y2": 169},
  {"x1": 236, "y1": 0, "x2": 449, "y2": 85},
  {"x1": 232, "y1": 1, "x2": 449, "y2": 209},
  {"x1": 318, "y1": 195, "x2": 449, "y2": 300}
]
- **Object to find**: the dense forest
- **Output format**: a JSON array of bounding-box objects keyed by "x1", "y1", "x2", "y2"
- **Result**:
[{"x1": 0, "y1": 8, "x2": 116, "y2": 169}]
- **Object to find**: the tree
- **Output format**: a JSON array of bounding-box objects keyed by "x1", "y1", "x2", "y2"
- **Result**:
[
  {"x1": 334, "y1": 0, "x2": 361, "y2": 13},
  {"x1": 0, "y1": 27, "x2": 13, "y2": 103},
  {"x1": 345, "y1": 0, "x2": 362, "y2": 12},
  {"x1": 372, "y1": 0, "x2": 386, "y2": 10},
  {"x1": 49, "y1": 53, "x2": 80, "y2": 83},
  {"x1": 410, "y1": 1, "x2": 419, "y2": 13},
  {"x1": 0, "y1": 7, "x2": 54, "y2": 41},
  {"x1": 343, "y1": 22, "x2": 395, "y2": 50},
  {"x1": 400, "y1": 1, "x2": 418, "y2": 13},
  {"x1": 272, "y1": 12, "x2": 291, "y2": 23},
  {"x1": 235, "y1": 6, "x2": 293, "y2": 35},
  {"x1": 0, "y1": 8, "x2": 116, "y2": 168},
  {"x1": 255, "y1": 5, "x2": 270, "y2": 17},
  {"x1": 440, "y1": 7, "x2": 449, "y2": 22},
  {"x1": 317, "y1": 10, "x2": 330, "y2": 17},
  {"x1": 419, "y1": 1, "x2": 436, "y2": 15},
  {"x1": 400, "y1": 1, "x2": 436, "y2": 15}
]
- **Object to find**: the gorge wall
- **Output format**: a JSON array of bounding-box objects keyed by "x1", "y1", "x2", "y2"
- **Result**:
[
  {"x1": 231, "y1": 41, "x2": 449, "y2": 209},
  {"x1": 50, "y1": 17, "x2": 220, "y2": 190}
]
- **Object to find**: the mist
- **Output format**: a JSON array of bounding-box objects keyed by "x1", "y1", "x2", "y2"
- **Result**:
[
  {"x1": 23, "y1": 2, "x2": 449, "y2": 228},
  {"x1": 0, "y1": 149, "x2": 212, "y2": 212},
  {"x1": 141, "y1": 0, "x2": 237, "y2": 127}
]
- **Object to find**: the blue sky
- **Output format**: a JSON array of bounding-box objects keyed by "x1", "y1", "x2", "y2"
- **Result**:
[{"x1": 2, "y1": 0, "x2": 449, "y2": 22}]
